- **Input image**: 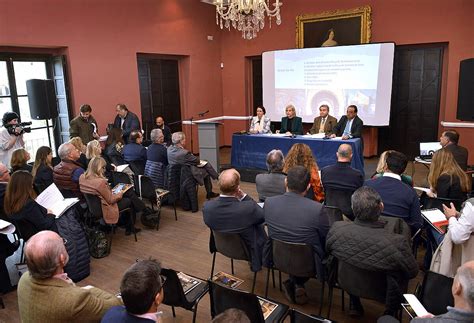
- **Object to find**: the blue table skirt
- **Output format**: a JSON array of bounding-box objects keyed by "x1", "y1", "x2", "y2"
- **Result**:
[{"x1": 231, "y1": 134, "x2": 364, "y2": 175}]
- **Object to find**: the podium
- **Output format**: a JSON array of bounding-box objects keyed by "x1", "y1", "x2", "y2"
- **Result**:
[{"x1": 196, "y1": 121, "x2": 221, "y2": 171}]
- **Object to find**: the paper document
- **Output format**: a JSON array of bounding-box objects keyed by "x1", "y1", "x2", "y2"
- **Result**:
[
  {"x1": 0, "y1": 219, "x2": 15, "y2": 234},
  {"x1": 330, "y1": 136, "x2": 344, "y2": 140},
  {"x1": 115, "y1": 164, "x2": 130, "y2": 172},
  {"x1": 272, "y1": 133, "x2": 292, "y2": 137},
  {"x1": 404, "y1": 294, "x2": 429, "y2": 317},
  {"x1": 303, "y1": 133, "x2": 326, "y2": 139},
  {"x1": 421, "y1": 208, "x2": 448, "y2": 234},
  {"x1": 36, "y1": 183, "x2": 79, "y2": 218},
  {"x1": 414, "y1": 187, "x2": 432, "y2": 194}
]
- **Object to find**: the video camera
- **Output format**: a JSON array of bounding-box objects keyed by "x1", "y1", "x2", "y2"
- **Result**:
[{"x1": 6, "y1": 122, "x2": 32, "y2": 136}]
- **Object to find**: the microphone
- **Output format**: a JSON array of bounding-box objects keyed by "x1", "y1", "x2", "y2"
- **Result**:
[{"x1": 198, "y1": 109, "x2": 209, "y2": 117}]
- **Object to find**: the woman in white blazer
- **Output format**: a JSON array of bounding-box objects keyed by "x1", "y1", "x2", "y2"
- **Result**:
[{"x1": 249, "y1": 106, "x2": 271, "y2": 134}]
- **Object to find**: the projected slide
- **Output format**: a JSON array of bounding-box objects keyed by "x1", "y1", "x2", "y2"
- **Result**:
[{"x1": 262, "y1": 43, "x2": 395, "y2": 126}]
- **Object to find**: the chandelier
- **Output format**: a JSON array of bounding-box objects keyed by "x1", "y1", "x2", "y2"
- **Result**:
[{"x1": 214, "y1": 0, "x2": 282, "y2": 40}]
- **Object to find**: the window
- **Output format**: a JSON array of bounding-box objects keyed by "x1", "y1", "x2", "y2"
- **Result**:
[{"x1": 0, "y1": 56, "x2": 57, "y2": 160}]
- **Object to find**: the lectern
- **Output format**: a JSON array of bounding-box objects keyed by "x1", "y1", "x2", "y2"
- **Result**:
[{"x1": 196, "y1": 122, "x2": 221, "y2": 171}]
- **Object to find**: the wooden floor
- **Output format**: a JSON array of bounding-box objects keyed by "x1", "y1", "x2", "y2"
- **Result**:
[{"x1": 0, "y1": 149, "x2": 430, "y2": 323}]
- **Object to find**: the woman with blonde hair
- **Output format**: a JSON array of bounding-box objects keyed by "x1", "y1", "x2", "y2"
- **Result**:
[
  {"x1": 372, "y1": 150, "x2": 413, "y2": 186},
  {"x1": 427, "y1": 149, "x2": 470, "y2": 201},
  {"x1": 10, "y1": 148, "x2": 32, "y2": 173},
  {"x1": 69, "y1": 137, "x2": 88, "y2": 169},
  {"x1": 86, "y1": 140, "x2": 115, "y2": 176},
  {"x1": 283, "y1": 143, "x2": 324, "y2": 202},
  {"x1": 278, "y1": 105, "x2": 303, "y2": 135},
  {"x1": 32, "y1": 146, "x2": 53, "y2": 191}
]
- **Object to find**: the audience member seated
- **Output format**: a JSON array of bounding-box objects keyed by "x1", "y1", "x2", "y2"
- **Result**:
[
  {"x1": 426, "y1": 149, "x2": 470, "y2": 201},
  {"x1": 32, "y1": 146, "x2": 54, "y2": 191},
  {"x1": 440, "y1": 129, "x2": 469, "y2": 171},
  {"x1": 53, "y1": 142, "x2": 85, "y2": 198},
  {"x1": 17, "y1": 231, "x2": 121, "y2": 322},
  {"x1": 0, "y1": 224, "x2": 20, "y2": 294},
  {"x1": 264, "y1": 166, "x2": 329, "y2": 305},
  {"x1": 277, "y1": 104, "x2": 303, "y2": 135},
  {"x1": 123, "y1": 130, "x2": 147, "y2": 174},
  {"x1": 145, "y1": 129, "x2": 168, "y2": 188},
  {"x1": 249, "y1": 106, "x2": 271, "y2": 134},
  {"x1": 168, "y1": 131, "x2": 219, "y2": 199},
  {"x1": 373, "y1": 150, "x2": 413, "y2": 186},
  {"x1": 255, "y1": 149, "x2": 286, "y2": 202},
  {"x1": 212, "y1": 308, "x2": 251, "y2": 323},
  {"x1": 364, "y1": 151, "x2": 423, "y2": 233},
  {"x1": 4, "y1": 171, "x2": 58, "y2": 236},
  {"x1": 69, "y1": 136, "x2": 89, "y2": 169},
  {"x1": 321, "y1": 144, "x2": 363, "y2": 219},
  {"x1": 443, "y1": 198, "x2": 474, "y2": 245},
  {"x1": 104, "y1": 127, "x2": 126, "y2": 166},
  {"x1": 154, "y1": 115, "x2": 172, "y2": 146},
  {"x1": 79, "y1": 157, "x2": 147, "y2": 235},
  {"x1": 10, "y1": 148, "x2": 32, "y2": 173},
  {"x1": 378, "y1": 261, "x2": 474, "y2": 323},
  {"x1": 102, "y1": 259, "x2": 164, "y2": 323},
  {"x1": 283, "y1": 143, "x2": 324, "y2": 202},
  {"x1": 203, "y1": 169, "x2": 266, "y2": 272},
  {"x1": 0, "y1": 163, "x2": 10, "y2": 217},
  {"x1": 326, "y1": 186, "x2": 418, "y2": 318},
  {"x1": 113, "y1": 103, "x2": 141, "y2": 144},
  {"x1": 86, "y1": 139, "x2": 115, "y2": 177}
]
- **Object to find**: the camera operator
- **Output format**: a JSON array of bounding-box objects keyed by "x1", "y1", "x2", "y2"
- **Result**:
[{"x1": 0, "y1": 112, "x2": 26, "y2": 168}]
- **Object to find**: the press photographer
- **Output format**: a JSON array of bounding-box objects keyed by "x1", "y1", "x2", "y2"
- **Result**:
[{"x1": 0, "y1": 112, "x2": 26, "y2": 168}]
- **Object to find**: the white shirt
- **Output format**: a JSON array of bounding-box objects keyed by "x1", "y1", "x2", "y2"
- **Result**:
[
  {"x1": 449, "y1": 200, "x2": 474, "y2": 244},
  {"x1": 0, "y1": 127, "x2": 24, "y2": 168},
  {"x1": 382, "y1": 172, "x2": 402, "y2": 181}
]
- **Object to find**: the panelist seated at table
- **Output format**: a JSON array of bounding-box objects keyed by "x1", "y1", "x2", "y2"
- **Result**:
[
  {"x1": 330, "y1": 105, "x2": 363, "y2": 140},
  {"x1": 276, "y1": 104, "x2": 303, "y2": 135},
  {"x1": 308, "y1": 104, "x2": 337, "y2": 135},
  {"x1": 249, "y1": 106, "x2": 271, "y2": 134}
]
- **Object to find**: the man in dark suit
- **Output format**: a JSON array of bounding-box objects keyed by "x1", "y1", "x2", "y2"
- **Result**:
[
  {"x1": 203, "y1": 169, "x2": 266, "y2": 272},
  {"x1": 330, "y1": 105, "x2": 363, "y2": 139},
  {"x1": 155, "y1": 116, "x2": 172, "y2": 146},
  {"x1": 309, "y1": 104, "x2": 337, "y2": 135},
  {"x1": 364, "y1": 151, "x2": 423, "y2": 233},
  {"x1": 440, "y1": 129, "x2": 469, "y2": 171},
  {"x1": 264, "y1": 166, "x2": 330, "y2": 305},
  {"x1": 321, "y1": 144, "x2": 364, "y2": 219},
  {"x1": 167, "y1": 131, "x2": 219, "y2": 199},
  {"x1": 113, "y1": 104, "x2": 141, "y2": 143},
  {"x1": 255, "y1": 149, "x2": 286, "y2": 202}
]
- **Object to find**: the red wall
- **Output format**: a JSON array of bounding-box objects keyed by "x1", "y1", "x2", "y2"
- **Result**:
[
  {"x1": 1, "y1": 0, "x2": 473, "y2": 160},
  {"x1": 219, "y1": 0, "x2": 474, "y2": 161}
]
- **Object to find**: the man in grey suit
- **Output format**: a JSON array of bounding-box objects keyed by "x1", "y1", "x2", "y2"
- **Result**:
[
  {"x1": 264, "y1": 166, "x2": 330, "y2": 305},
  {"x1": 255, "y1": 149, "x2": 286, "y2": 202},
  {"x1": 203, "y1": 169, "x2": 267, "y2": 272},
  {"x1": 167, "y1": 131, "x2": 219, "y2": 199}
]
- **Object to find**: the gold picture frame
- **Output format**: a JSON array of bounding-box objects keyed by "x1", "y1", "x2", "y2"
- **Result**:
[{"x1": 296, "y1": 5, "x2": 372, "y2": 49}]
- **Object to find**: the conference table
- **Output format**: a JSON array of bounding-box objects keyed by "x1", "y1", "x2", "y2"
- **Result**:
[{"x1": 231, "y1": 134, "x2": 364, "y2": 175}]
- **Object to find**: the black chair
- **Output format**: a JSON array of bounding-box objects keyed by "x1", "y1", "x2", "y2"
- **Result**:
[
  {"x1": 128, "y1": 160, "x2": 145, "y2": 175},
  {"x1": 111, "y1": 171, "x2": 133, "y2": 186},
  {"x1": 264, "y1": 238, "x2": 325, "y2": 314},
  {"x1": 83, "y1": 193, "x2": 138, "y2": 242},
  {"x1": 324, "y1": 187, "x2": 355, "y2": 220},
  {"x1": 210, "y1": 230, "x2": 258, "y2": 293},
  {"x1": 165, "y1": 164, "x2": 182, "y2": 205},
  {"x1": 415, "y1": 270, "x2": 454, "y2": 315},
  {"x1": 208, "y1": 279, "x2": 289, "y2": 322},
  {"x1": 137, "y1": 175, "x2": 177, "y2": 222},
  {"x1": 324, "y1": 205, "x2": 343, "y2": 227},
  {"x1": 287, "y1": 308, "x2": 335, "y2": 323},
  {"x1": 10, "y1": 218, "x2": 37, "y2": 263},
  {"x1": 161, "y1": 268, "x2": 208, "y2": 323}
]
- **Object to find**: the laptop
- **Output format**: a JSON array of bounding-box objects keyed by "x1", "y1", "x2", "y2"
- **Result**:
[{"x1": 419, "y1": 142, "x2": 442, "y2": 160}]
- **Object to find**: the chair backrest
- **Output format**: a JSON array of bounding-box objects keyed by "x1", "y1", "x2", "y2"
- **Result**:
[
  {"x1": 111, "y1": 171, "x2": 132, "y2": 187},
  {"x1": 290, "y1": 309, "x2": 333, "y2": 323},
  {"x1": 161, "y1": 268, "x2": 193, "y2": 310},
  {"x1": 11, "y1": 217, "x2": 37, "y2": 242},
  {"x1": 144, "y1": 160, "x2": 166, "y2": 189},
  {"x1": 272, "y1": 238, "x2": 316, "y2": 278},
  {"x1": 416, "y1": 270, "x2": 454, "y2": 315},
  {"x1": 324, "y1": 205, "x2": 343, "y2": 226},
  {"x1": 324, "y1": 187, "x2": 354, "y2": 220},
  {"x1": 337, "y1": 260, "x2": 387, "y2": 304},
  {"x1": 208, "y1": 280, "x2": 265, "y2": 323},
  {"x1": 212, "y1": 230, "x2": 250, "y2": 262},
  {"x1": 165, "y1": 164, "x2": 182, "y2": 202},
  {"x1": 379, "y1": 215, "x2": 412, "y2": 242},
  {"x1": 422, "y1": 196, "x2": 464, "y2": 211},
  {"x1": 137, "y1": 175, "x2": 157, "y2": 202},
  {"x1": 83, "y1": 193, "x2": 103, "y2": 218},
  {"x1": 128, "y1": 160, "x2": 145, "y2": 176}
]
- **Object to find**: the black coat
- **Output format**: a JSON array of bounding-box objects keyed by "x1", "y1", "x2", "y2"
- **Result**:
[
  {"x1": 34, "y1": 164, "x2": 54, "y2": 191},
  {"x1": 10, "y1": 199, "x2": 58, "y2": 239},
  {"x1": 113, "y1": 111, "x2": 141, "y2": 143}
]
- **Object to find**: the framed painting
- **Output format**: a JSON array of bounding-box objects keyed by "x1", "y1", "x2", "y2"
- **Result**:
[{"x1": 296, "y1": 5, "x2": 372, "y2": 48}]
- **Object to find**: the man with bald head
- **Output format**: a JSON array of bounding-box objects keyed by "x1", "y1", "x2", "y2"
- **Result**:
[
  {"x1": 203, "y1": 169, "x2": 267, "y2": 272},
  {"x1": 321, "y1": 144, "x2": 364, "y2": 219},
  {"x1": 17, "y1": 231, "x2": 121, "y2": 322}
]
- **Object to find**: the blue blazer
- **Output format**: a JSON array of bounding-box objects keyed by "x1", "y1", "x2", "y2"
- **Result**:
[
  {"x1": 280, "y1": 116, "x2": 303, "y2": 135},
  {"x1": 113, "y1": 111, "x2": 141, "y2": 143}
]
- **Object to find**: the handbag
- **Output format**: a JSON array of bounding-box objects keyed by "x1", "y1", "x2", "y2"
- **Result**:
[{"x1": 84, "y1": 226, "x2": 110, "y2": 259}]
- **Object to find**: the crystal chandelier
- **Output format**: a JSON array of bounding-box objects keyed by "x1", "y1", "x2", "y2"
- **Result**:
[{"x1": 214, "y1": 0, "x2": 282, "y2": 40}]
